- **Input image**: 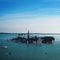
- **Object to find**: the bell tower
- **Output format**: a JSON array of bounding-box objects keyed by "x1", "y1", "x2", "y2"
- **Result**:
[{"x1": 27, "y1": 30, "x2": 30, "y2": 40}]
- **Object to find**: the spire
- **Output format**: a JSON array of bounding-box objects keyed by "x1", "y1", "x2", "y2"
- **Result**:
[
  {"x1": 27, "y1": 30, "x2": 30, "y2": 40},
  {"x1": 28, "y1": 30, "x2": 29, "y2": 34}
]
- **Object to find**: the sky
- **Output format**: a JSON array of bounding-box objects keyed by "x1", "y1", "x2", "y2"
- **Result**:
[{"x1": 0, "y1": 0, "x2": 60, "y2": 33}]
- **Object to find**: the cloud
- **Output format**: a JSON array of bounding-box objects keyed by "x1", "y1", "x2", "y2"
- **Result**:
[
  {"x1": 0, "y1": 9, "x2": 60, "y2": 33},
  {"x1": 1, "y1": 8, "x2": 60, "y2": 21},
  {"x1": 0, "y1": 15, "x2": 60, "y2": 33},
  {"x1": 0, "y1": 12, "x2": 37, "y2": 20}
]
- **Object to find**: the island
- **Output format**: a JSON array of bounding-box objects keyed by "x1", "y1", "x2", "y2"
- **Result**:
[{"x1": 9, "y1": 31, "x2": 55, "y2": 44}]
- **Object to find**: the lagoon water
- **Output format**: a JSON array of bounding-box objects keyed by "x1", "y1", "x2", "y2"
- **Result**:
[{"x1": 0, "y1": 33, "x2": 60, "y2": 60}]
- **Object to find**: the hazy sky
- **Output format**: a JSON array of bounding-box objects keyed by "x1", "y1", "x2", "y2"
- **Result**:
[{"x1": 0, "y1": 0, "x2": 60, "y2": 33}]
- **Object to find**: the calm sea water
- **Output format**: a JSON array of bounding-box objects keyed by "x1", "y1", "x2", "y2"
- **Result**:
[{"x1": 0, "y1": 33, "x2": 60, "y2": 60}]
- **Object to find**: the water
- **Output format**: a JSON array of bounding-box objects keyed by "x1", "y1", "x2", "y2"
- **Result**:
[{"x1": 0, "y1": 33, "x2": 60, "y2": 60}]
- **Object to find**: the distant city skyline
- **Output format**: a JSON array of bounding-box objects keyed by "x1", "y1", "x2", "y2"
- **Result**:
[{"x1": 0, "y1": 0, "x2": 60, "y2": 33}]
